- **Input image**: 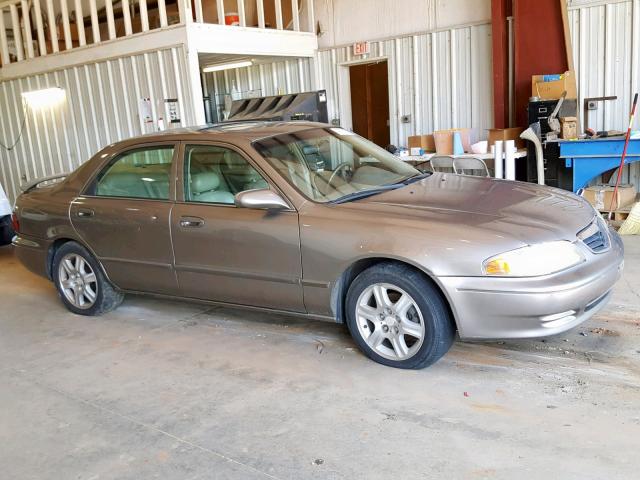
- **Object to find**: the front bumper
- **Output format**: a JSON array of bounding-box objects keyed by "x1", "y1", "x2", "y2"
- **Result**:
[{"x1": 439, "y1": 230, "x2": 624, "y2": 340}]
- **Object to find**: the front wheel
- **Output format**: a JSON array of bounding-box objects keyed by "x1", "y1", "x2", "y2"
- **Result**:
[
  {"x1": 345, "y1": 263, "x2": 455, "y2": 369},
  {"x1": 52, "y1": 241, "x2": 124, "y2": 315}
]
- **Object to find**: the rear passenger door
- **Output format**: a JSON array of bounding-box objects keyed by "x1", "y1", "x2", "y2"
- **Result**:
[
  {"x1": 170, "y1": 143, "x2": 305, "y2": 312},
  {"x1": 70, "y1": 143, "x2": 179, "y2": 296}
]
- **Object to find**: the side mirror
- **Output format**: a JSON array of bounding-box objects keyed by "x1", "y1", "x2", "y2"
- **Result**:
[{"x1": 234, "y1": 189, "x2": 290, "y2": 210}]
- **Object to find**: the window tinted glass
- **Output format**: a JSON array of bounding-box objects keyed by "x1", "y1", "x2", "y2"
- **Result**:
[
  {"x1": 184, "y1": 145, "x2": 269, "y2": 204},
  {"x1": 95, "y1": 146, "x2": 174, "y2": 200},
  {"x1": 253, "y1": 128, "x2": 418, "y2": 203}
]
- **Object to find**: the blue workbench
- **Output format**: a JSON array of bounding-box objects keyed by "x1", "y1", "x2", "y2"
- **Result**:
[{"x1": 559, "y1": 138, "x2": 640, "y2": 192}]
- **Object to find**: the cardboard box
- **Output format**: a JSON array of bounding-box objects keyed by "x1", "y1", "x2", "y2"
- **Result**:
[
  {"x1": 432, "y1": 129, "x2": 471, "y2": 155},
  {"x1": 560, "y1": 116, "x2": 577, "y2": 139},
  {"x1": 583, "y1": 184, "x2": 637, "y2": 211},
  {"x1": 408, "y1": 134, "x2": 435, "y2": 152},
  {"x1": 531, "y1": 70, "x2": 577, "y2": 100},
  {"x1": 487, "y1": 127, "x2": 525, "y2": 150}
]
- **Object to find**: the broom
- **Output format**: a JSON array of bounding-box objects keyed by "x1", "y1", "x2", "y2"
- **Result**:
[{"x1": 607, "y1": 93, "x2": 638, "y2": 221}]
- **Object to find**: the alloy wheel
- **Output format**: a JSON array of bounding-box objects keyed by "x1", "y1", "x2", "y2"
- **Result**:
[
  {"x1": 58, "y1": 253, "x2": 98, "y2": 309},
  {"x1": 355, "y1": 283, "x2": 426, "y2": 361}
]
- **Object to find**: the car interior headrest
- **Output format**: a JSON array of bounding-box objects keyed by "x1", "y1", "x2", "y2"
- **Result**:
[{"x1": 191, "y1": 172, "x2": 220, "y2": 194}]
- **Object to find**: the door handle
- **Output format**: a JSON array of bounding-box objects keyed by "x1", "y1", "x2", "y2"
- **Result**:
[
  {"x1": 180, "y1": 216, "x2": 205, "y2": 228},
  {"x1": 77, "y1": 208, "x2": 94, "y2": 217}
]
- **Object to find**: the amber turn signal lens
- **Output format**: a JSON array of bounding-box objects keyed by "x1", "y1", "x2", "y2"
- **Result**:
[{"x1": 484, "y1": 258, "x2": 510, "y2": 275}]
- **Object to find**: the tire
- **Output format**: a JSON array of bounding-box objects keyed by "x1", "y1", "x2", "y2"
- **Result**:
[
  {"x1": 52, "y1": 241, "x2": 124, "y2": 316},
  {"x1": 0, "y1": 215, "x2": 13, "y2": 246},
  {"x1": 345, "y1": 262, "x2": 455, "y2": 369}
]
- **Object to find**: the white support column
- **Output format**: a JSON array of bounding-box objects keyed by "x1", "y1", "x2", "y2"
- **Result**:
[
  {"x1": 9, "y1": 4, "x2": 24, "y2": 61},
  {"x1": 449, "y1": 29, "x2": 457, "y2": 128},
  {"x1": 21, "y1": 0, "x2": 35, "y2": 58},
  {"x1": 291, "y1": 0, "x2": 299, "y2": 31},
  {"x1": 73, "y1": 0, "x2": 86, "y2": 46},
  {"x1": 158, "y1": 0, "x2": 168, "y2": 27},
  {"x1": 33, "y1": 0, "x2": 47, "y2": 55},
  {"x1": 237, "y1": 0, "x2": 245, "y2": 26},
  {"x1": 139, "y1": 0, "x2": 149, "y2": 32},
  {"x1": 0, "y1": 9, "x2": 10, "y2": 65},
  {"x1": 216, "y1": 0, "x2": 224, "y2": 25},
  {"x1": 306, "y1": 0, "x2": 314, "y2": 33},
  {"x1": 186, "y1": 45, "x2": 206, "y2": 124},
  {"x1": 257, "y1": 0, "x2": 265, "y2": 28},
  {"x1": 122, "y1": 0, "x2": 132, "y2": 35},
  {"x1": 193, "y1": 0, "x2": 202, "y2": 23},
  {"x1": 89, "y1": 0, "x2": 100, "y2": 43},
  {"x1": 275, "y1": 0, "x2": 283, "y2": 29},
  {"x1": 105, "y1": 0, "x2": 116, "y2": 39},
  {"x1": 45, "y1": 0, "x2": 59, "y2": 52},
  {"x1": 60, "y1": 0, "x2": 72, "y2": 50}
]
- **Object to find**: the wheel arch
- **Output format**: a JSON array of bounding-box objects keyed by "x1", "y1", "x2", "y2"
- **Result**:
[
  {"x1": 46, "y1": 237, "x2": 112, "y2": 285},
  {"x1": 330, "y1": 256, "x2": 460, "y2": 331}
]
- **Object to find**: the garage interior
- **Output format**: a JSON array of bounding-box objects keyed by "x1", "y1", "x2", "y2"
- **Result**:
[{"x1": 1, "y1": 0, "x2": 640, "y2": 478}]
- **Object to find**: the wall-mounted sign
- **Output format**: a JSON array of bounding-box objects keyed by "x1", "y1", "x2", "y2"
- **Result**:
[
  {"x1": 353, "y1": 42, "x2": 370, "y2": 56},
  {"x1": 164, "y1": 98, "x2": 181, "y2": 125},
  {"x1": 138, "y1": 98, "x2": 153, "y2": 124}
]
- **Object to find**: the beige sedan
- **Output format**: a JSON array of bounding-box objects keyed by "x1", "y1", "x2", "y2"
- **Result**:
[{"x1": 12, "y1": 122, "x2": 624, "y2": 368}]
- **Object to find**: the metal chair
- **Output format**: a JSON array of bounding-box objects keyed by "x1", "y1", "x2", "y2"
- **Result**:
[
  {"x1": 412, "y1": 160, "x2": 432, "y2": 173},
  {"x1": 429, "y1": 156, "x2": 455, "y2": 173},
  {"x1": 453, "y1": 157, "x2": 490, "y2": 177}
]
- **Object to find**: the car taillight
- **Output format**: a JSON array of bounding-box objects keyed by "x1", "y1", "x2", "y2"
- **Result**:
[{"x1": 11, "y1": 213, "x2": 19, "y2": 233}]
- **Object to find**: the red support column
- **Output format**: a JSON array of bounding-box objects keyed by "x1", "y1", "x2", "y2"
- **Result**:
[
  {"x1": 513, "y1": 0, "x2": 569, "y2": 127},
  {"x1": 491, "y1": 0, "x2": 509, "y2": 129}
]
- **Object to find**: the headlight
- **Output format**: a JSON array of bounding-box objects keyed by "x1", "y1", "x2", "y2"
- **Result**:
[{"x1": 483, "y1": 241, "x2": 585, "y2": 277}]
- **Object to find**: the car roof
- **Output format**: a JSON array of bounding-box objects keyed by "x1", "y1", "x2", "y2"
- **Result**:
[{"x1": 110, "y1": 121, "x2": 328, "y2": 148}]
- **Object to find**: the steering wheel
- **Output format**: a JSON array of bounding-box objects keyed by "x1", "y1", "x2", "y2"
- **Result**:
[{"x1": 327, "y1": 162, "x2": 353, "y2": 186}]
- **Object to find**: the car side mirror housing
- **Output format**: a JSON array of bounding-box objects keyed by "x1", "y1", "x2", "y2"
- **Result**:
[{"x1": 235, "y1": 189, "x2": 290, "y2": 210}]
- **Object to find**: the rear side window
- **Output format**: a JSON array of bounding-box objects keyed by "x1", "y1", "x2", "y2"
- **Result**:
[{"x1": 90, "y1": 146, "x2": 175, "y2": 200}]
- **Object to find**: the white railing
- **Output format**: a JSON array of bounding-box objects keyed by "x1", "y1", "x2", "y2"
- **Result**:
[{"x1": 0, "y1": 0, "x2": 315, "y2": 67}]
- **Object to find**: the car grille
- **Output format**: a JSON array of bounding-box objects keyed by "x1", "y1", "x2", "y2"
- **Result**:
[{"x1": 578, "y1": 218, "x2": 610, "y2": 253}]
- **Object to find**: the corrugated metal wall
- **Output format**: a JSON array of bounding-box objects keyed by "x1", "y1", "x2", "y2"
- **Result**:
[
  {"x1": 568, "y1": 0, "x2": 640, "y2": 186},
  {"x1": 0, "y1": 46, "x2": 195, "y2": 203},
  {"x1": 204, "y1": 22, "x2": 493, "y2": 148},
  {"x1": 313, "y1": 22, "x2": 494, "y2": 147},
  {"x1": 202, "y1": 58, "x2": 314, "y2": 122},
  {"x1": 2, "y1": 1, "x2": 638, "y2": 203}
]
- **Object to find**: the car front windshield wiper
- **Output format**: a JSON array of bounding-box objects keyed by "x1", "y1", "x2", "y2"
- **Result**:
[
  {"x1": 330, "y1": 184, "x2": 404, "y2": 204},
  {"x1": 330, "y1": 172, "x2": 432, "y2": 205}
]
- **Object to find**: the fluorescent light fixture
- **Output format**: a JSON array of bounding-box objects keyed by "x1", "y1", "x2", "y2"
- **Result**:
[
  {"x1": 22, "y1": 87, "x2": 66, "y2": 109},
  {"x1": 202, "y1": 60, "x2": 253, "y2": 73}
]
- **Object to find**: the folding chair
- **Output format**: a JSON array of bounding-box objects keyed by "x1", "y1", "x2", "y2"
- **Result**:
[
  {"x1": 429, "y1": 156, "x2": 455, "y2": 173},
  {"x1": 453, "y1": 157, "x2": 490, "y2": 177}
]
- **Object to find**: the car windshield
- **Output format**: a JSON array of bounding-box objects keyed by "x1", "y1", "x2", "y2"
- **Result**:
[{"x1": 253, "y1": 127, "x2": 422, "y2": 203}]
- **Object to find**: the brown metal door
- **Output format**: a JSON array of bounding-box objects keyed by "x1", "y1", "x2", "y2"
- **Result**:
[
  {"x1": 170, "y1": 143, "x2": 305, "y2": 312},
  {"x1": 69, "y1": 144, "x2": 179, "y2": 295},
  {"x1": 349, "y1": 61, "x2": 390, "y2": 147}
]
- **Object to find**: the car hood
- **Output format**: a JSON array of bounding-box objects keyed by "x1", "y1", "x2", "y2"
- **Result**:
[{"x1": 336, "y1": 173, "x2": 595, "y2": 245}]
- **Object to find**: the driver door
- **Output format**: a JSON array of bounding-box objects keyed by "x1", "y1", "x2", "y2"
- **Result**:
[{"x1": 170, "y1": 143, "x2": 305, "y2": 312}]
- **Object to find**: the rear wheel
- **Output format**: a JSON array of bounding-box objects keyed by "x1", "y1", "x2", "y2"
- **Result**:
[
  {"x1": 0, "y1": 215, "x2": 13, "y2": 246},
  {"x1": 345, "y1": 263, "x2": 455, "y2": 369},
  {"x1": 52, "y1": 241, "x2": 124, "y2": 315}
]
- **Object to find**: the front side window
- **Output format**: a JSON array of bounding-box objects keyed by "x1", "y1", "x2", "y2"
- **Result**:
[
  {"x1": 184, "y1": 145, "x2": 269, "y2": 205},
  {"x1": 93, "y1": 146, "x2": 174, "y2": 200},
  {"x1": 252, "y1": 128, "x2": 420, "y2": 203}
]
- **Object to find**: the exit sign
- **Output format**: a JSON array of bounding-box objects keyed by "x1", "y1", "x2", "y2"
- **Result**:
[{"x1": 353, "y1": 42, "x2": 370, "y2": 56}]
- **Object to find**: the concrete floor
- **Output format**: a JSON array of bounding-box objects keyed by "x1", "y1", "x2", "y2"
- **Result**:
[{"x1": 1, "y1": 240, "x2": 639, "y2": 480}]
